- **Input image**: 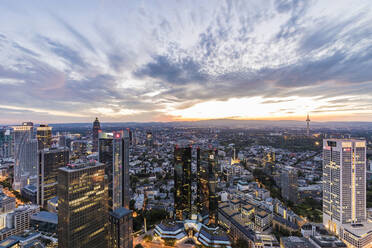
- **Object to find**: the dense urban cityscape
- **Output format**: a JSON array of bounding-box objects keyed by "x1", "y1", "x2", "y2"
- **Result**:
[
  {"x1": 0, "y1": 118, "x2": 370, "y2": 247},
  {"x1": 1, "y1": 0, "x2": 372, "y2": 247}
]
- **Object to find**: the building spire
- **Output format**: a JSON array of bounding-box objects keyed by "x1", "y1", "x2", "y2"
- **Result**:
[{"x1": 306, "y1": 113, "x2": 310, "y2": 136}]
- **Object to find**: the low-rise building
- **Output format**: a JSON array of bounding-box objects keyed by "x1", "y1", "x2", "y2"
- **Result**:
[
  {"x1": 197, "y1": 226, "x2": 231, "y2": 248},
  {"x1": 308, "y1": 235, "x2": 346, "y2": 248},
  {"x1": 30, "y1": 211, "x2": 57, "y2": 234},
  {"x1": 280, "y1": 236, "x2": 315, "y2": 248},
  {"x1": 0, "y1": 205, "x2": 40, "y2": 241},
  {"x1": 20, "y1": 185, "x2": 37, "y2": 204}
]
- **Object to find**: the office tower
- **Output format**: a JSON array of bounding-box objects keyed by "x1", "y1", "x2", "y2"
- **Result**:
[
  {"x1": 58, "y1": 135, "x2": 66, "y2": 147},
  {"x1": 36, "y1": 124, "x2": 52, "y2": 150},
  {"x1": 174, "y1": 145, "x2": 192, "y2": 220},
  {"x1": 197, "y1": 148, "x2": 218, "y2": 225},
  {"x1": 0, "y1": 128, "x2": 12, "y2": 158},
  {"x1": 37, "y1": 147, "x2": 69, "y2": 207},
  {"x1": 323, "y1": 139, "x2": 372, "y2": 248},
  {"x1": 280, "y1": 167, "x2": 298, "y2": 203},
  {"x1": 57, "y1": 161, "x2": 108, "y2": 248},
  {"x1": 71, "y1": 140, "x2": 88, "y2": 160},
  {"x1": 323, "y1": 139, "x2": 366, "y2": 230},
  {"x1": 128, "y1": 129, "x2": 133, "y2": 146},
  {"x1": 11, "y1": 123, "x2": 36, "y2": 191},
  {"x1": 306, "y1": 114, "x2": 310, "y2": 136},
  {"x1": 146, "y1": 131, "x2": 153, "y2": 147},
  {"x1": 109, "y1": 207, "x2": 133, "y2": 248},
  {"x1": 92, "y1": 117, "x2": 101, "y2": 152},
  {"x1": 99, "y1": 131, "x2": 130, "y2": 211}
]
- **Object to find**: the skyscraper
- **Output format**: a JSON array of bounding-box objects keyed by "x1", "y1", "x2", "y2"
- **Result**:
[
  {"x1": 197, "y1": 148, "x2": 218, "y2": 225},
  {"x1": 323, "y1": 139, "x2": 366, "y2": 231},
  {"x1": 322, "y1": 139, "x2": 372, "y2": 248},
  {"x1": 109, "y1": 207, "x2": 133, "y2": 248},
  {"x1": 174, "y1": 145, "x2": 192, "y2": 220},
  {"x1": 280, "y1": 167, "x2": 298, "y2": 203},
  {"x1": 0, "y1": 128, "x2": 12, "y2": 158},
  {"x1": 12, "y1": 123, "x2": 37, "y2": 191},
  {"x1": 57, "y1": 161, "x2": 108, "y2": 248},
  {"x1": 306, "y1": 114, "x2": 310, "y2": 136},
  {"x1": 99, "y1": 131, "x2": 130, "y2": 211},
  {"x1": 92, "y1": 117, "x2": 101, "y2": 152},
  {"x1": 37, "y1": 147, "x2": 69, "y2": 207},
  {"x1": 36, "y1": 124, "x2": 52, "y2": 150}
]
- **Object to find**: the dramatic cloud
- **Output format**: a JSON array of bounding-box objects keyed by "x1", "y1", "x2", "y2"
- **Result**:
[{"x1": 0, "y1": 0, "x2": 371, "y2": 123}]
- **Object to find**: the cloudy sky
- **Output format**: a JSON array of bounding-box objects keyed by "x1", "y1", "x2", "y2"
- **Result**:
[{"x1": 0, "y1": 0, "x2": 372, "y2": 124}]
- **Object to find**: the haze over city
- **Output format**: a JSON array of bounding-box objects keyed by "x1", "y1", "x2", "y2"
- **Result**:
[{"x1": 1, "y1": 0, "x2": 372, "y2": 124}]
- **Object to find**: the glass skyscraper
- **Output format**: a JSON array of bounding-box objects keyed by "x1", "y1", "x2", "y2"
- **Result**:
[
  {"x1": 92, "y1": 117, "x2": 101, "y2": 152},
  {"x1": 36, "y1": 124, "x2": 52, "y2": 150},
  {"x1": 197, "y1": 148, "x2": 218, "y2": 225},
  {"x1": 57, "y1": 161, "x2": 108, "y2": 248},
  {"x1": 11, "y1": 122, "x2": 37, "y2": 191},
  {"x1": 174, "y1": 145, "x2": 192, "y2": 220},
  {"x1": 37, "y1": 147, "x2": 69, "y2": 207},
  {"x1": 99, "y1": 131, "x2": 130, "y2": 211}
]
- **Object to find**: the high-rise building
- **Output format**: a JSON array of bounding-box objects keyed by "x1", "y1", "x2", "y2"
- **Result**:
[
  {"x1": 11, "y1": 123, "x2": 37, "y2": 191},
  {"x1": 37, "y1": 147, "x2": 69, "y2": 207},
  {"x1": 92, "y1": 117, "x2": 101, "y2": 152},
  {"x1": 36, "y1": 125, "x2": 52, "y2": 150},
  {"x1": 280, "y1": 167, "x2": 298, "y2": 203},
  {"x1": 0, "y1": 128, "x2": 12, "y2": 158},
  {"x1": 197, "y1": 148, "x2": 218, "y2": 225},
  {"x1": 99, "y1": 131, "x2": 130, "y2": 211},
  {"x1": 174, "y1": 145, "x2": 192, "y2": 220},
  {"x1": 323, "y1": 139, "x2": 372, "y2": 248},
  {"x1": 57, "y1": 161, "x2": 108, "y2": 248},
  {"x1": 306, "y1": 114, "x2": 310, "y2": 136},
  {"x1": 323, "y1": 139, "x2": 366, "y2": 230},
  {"x1": 58, "y1": 135, "x2": 66, "y2": 147},
  {"x1": 109, "y1": 207, "x2": 133, "y2": 248}
]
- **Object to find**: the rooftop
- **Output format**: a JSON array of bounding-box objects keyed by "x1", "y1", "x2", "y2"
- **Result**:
[
  {"x1": 309, "y1": 235, "x2": 346, "y2": 248},
  {"x1": 31, "y1": 211, "x2": 58, "y2": 225},
  {"x1": 110, "y1": 207, "x2": 132, "y2": 219},
  {"x1": 341, "y1": 221, "x2": 372, "y2": 237},
  {"x1": 59, "y1": 161, "x2": 104, "y2": 172},
  {"x1": 281, "y1": 236, "x2": 315, "y2": 248}
]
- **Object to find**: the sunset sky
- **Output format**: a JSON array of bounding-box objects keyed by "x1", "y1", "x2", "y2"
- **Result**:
[{"x1": 0, "y1": 0, "x2": 372, "y2": 124}]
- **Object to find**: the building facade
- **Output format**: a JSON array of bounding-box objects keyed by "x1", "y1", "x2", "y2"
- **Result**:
[
  {"x1": 11, "y1": 123, "x2": 37, "y2": 191},
  {"x1": 92, "y1": 117, "x2": 101, "y2": 152},
  {"x1": 323, "y1": 139, "x2": 371, "y2": 248},
  {"x1": 197, "y1": 148, "x2": 218, "y2": 225},
  {"x1": 109, "y1": 207, "x2": 133, "y2": 248},
  {"x1": 281, "y1": 167, "x2": 298, "y2": 203},
  {"x1": 37, "y1": 147, "x2": 69, "y2": 207},
  {"x1": 174, "y1": 145, "x2": 192, "y2": 220},
  {"x1": 36, "y1": 124, "x2": 52, "y2": 150},
  {"x1": 57, "y1": 161, "x2": 108, "y2": 248},
  {"x1": 99, "y1": 131, "x2": 130, "y2": 211}
]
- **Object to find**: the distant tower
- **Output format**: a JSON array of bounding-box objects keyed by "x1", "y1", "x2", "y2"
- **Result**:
[
  {"x1": 36, "y1": 124, "x2": 52, "y2": 150},
  {"x1": 306, "y1": 114, "x2": 310, "y2": 136},
  {"x1": 92, "y1": 117, "x2": 101, "y2": 152}
]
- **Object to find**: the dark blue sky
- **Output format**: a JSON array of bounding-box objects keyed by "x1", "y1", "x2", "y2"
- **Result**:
[{"x1": 0, "y1": 0, "x2": 372, "y2": 123}]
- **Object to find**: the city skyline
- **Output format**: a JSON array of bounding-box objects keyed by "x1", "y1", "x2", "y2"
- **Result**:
[{"x1": 0, "y1": 0, "x2": 372, "y2": 123}]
